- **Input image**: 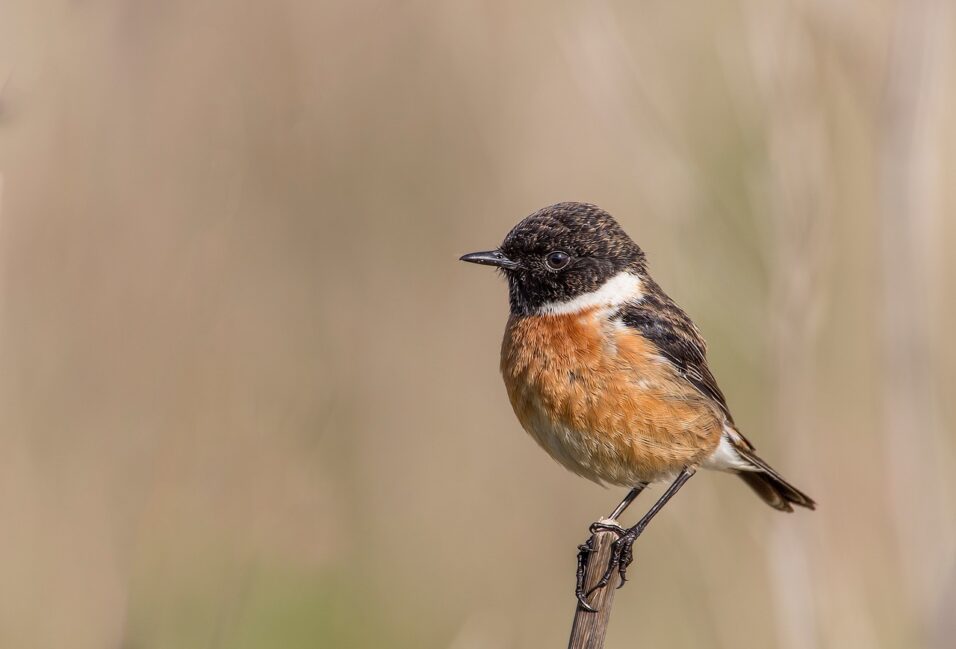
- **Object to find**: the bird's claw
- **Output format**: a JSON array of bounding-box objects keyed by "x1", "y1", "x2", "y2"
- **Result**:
[
  {"x1": 589, "y1": 520, "x2": 626, "y2": 536},
  {"x1": 575, "y1": 537, "x2": 598, "y2": 611},
  {"x1": 574, "y1": 521, "x2": 629, "y2": 610},
  {"x1": 586, "y1": 524, "x2": 643, "y2": 598}
]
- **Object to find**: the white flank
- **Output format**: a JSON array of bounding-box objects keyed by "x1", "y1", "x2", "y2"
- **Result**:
[
  {"x1": 538, "y1": 271, "x2": 644, "y2": 315},
  {"x1": 703, "y1": 427, "x2": 757, "y2": 472}
]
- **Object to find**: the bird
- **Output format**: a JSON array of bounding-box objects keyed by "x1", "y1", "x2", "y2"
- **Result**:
[{"x1": 460, "y1": 202, "x2": 814, "y2": 608}]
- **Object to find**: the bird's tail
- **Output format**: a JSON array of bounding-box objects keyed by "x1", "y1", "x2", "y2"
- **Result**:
[{"x1": 735, "y1": 446, "x2": 816, "y2": 513}]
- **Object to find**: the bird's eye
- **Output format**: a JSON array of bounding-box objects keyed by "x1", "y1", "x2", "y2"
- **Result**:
[{"x1": 545, "y1": 251, "x2": 571, "y2": 270}]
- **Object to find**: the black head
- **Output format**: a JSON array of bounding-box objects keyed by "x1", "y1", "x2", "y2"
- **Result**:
[{"x1": 460, "y1": 202, "x2": 647, "y2": 315}]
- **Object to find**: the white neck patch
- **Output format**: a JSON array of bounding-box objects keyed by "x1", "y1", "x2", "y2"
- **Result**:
[{"x1": 538, "y1": 271, "x2": 644, "y2": 316}]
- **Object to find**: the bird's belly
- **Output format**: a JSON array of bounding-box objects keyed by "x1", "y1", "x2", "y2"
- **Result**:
[
  {"x1": 515, "y1": 390, "x2": 659, "y2": 486},
  {"x1": 501, "y1": 311, "x2": 722, "y2": 486}
]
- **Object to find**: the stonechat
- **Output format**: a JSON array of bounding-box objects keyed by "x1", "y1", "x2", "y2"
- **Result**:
[{"x1": 460, "y1": 202, "x2": 814, "y2": 607}]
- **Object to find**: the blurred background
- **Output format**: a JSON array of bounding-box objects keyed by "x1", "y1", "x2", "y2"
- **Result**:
[{"x1": 1, "y1": 1, "x2": 954, "y2": 647}]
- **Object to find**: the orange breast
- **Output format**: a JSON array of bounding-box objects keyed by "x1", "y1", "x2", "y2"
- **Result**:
[{"x1": 500, "y1": 309, "x2": 722, "y2": 486}]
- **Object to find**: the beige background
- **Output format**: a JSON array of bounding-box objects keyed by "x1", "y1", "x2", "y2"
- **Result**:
[{"x1": 1, "y1": 1, "x2": 954, "y2": 647}]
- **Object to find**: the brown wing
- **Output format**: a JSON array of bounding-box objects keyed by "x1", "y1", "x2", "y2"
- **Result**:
[
  {"x1": 616, "y1": 280, "x2": 735, "y2": 424},
  {"x1": 617, "y1": 282, "x2": 815, "y2": 510}
]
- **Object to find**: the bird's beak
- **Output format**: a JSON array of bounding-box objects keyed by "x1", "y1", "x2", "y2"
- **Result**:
[{"x1": 459, "y1": 249, "x2": 517, "y2": 269}]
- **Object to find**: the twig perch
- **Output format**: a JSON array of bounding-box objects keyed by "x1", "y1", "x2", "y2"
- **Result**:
[{"x1": 567, "y1": 518, "x2": 623, "y2": 649}]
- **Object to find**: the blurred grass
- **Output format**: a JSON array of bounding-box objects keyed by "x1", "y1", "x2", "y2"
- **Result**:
[
  {"x1": 0, "y1": 1, "x2": 954, "y2": 648},
  {"x1": 128, "y1": 562, "x2": 415, "y2": 649}
]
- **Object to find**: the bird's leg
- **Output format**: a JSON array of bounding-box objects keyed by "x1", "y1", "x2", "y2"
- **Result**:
[
  {"x1": 587, "y1": 467, "x2": 697, "y2": 597},
  {"x1": 610, "y1": 484, "x2": 647, "y2": 520},
  {"x1": 575, "y1": 483, "x2": 647, "y2": 609},
  {"x1": 598, "y1": 483, "x2": 648, "y2": 530}
]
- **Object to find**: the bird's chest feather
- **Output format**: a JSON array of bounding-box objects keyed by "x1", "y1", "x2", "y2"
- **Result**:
[{"x1": 500, "y1": 310, "x2": 720, "y2": 485}]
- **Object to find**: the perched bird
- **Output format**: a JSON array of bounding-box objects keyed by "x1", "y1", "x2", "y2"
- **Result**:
[{"x1": 460, "y1": 202, "x2": 814, "y2": 606}]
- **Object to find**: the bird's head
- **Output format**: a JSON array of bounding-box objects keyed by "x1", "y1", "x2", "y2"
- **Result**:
[{"x1": 460, "y1": 202, "x2": 647, "y2": 316}]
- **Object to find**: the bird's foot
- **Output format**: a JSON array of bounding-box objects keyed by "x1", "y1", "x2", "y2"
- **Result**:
[
  {"x1": 585, "y1": 522, "x2": 645, "y2": 598},
  {"x1": 574, "y1": 521, "x2": 627, "y2": 611}
]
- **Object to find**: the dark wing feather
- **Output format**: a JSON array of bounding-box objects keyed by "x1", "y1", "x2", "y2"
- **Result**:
[
  {"x1": 617, "y1": 282, "x2": 735, "y2": 424},
  {"x1": 617, "y1": 283, "x2": 815, "y2": 510}
]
